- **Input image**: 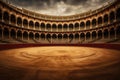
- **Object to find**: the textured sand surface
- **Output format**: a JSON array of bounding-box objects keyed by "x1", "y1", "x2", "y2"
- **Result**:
[{"x1": 0, "y1": 46, "x2": 120, "y2": 80}]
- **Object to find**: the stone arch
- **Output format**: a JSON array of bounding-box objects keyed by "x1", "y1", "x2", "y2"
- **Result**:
[
  {"x1": 58, "y1": 24, "x2": 62, "y2": 32},
  {"x1": 52, "y1": 24, "x2": 57, "y2": 32},
  {"x1": 110, "y1": 11, "x2": 115, "y2": 23},
  {"x1": 75, "y1": 33, "x2": 79, "y2": 40},
  {"x1": 86, "y1": 20, "x2": 90, "y2": 29},
  {"x1": 52, "y1": 34, "x2": 57, "y2": 39},
  {"x1": 41, "y1": 23, "x2": 45, "y2": 31},
  {"x1": 46, "y1": 23, "x2": 51, "y2": 31},
  {"x1": 46, "y1": 33, "x2": 51, "y2": 39},
  {"x1": 86, "y1": 32, "x2": 90, "y2": 40},
  {"x1": 11, "y1": 29, "x2": 16, "y2": 39},
  {"x1": 23, "y1": 31, "x2": 28, "y2": 40},
  {"x1": 104, "y1": 29, "x2": 109, "y2": 39},
  {"x1": 98, "y1": 30, "x2": 102, "y2": 39},
  {"x1": 69, "y1": 23, "x2": 73, "y2": 31},
  {"x1": 17, "y1": 17, "x2": 22, "y2": 27},
  {"x1": 110, "y1": 28, "x2": 115, "y2": 38},
  {"x1": 80, "y1": 33, "x2": 85, "y2": 40},
  {"x1": 104, "y1": 14, "x2": 108, "y2": 24},
  {"x1": 69, "y1": 33, "x2": 73, "y2": 42},
  {"x1": 63, "y1": 34, "x2": 68, "y2": 39},
  {"x1": 75, "y1": 22, "x2": 79, "y2": 30},
  {"x1": 63, "y1": 24, "x2": 68, "y2": 31},
  {"x1": 23, "y1": 19, "x2": 28, "y2": 28},
  {"x1": 92, "y1": 31, "x2": 97, "y2": 39},
  {"x1": 98, "y1": 16, "x2": 102, "y2": 25},
  {"x1": 80, "y1": 22, "x2": 85, "y2": 30},
  {"x1": 29, "y1": 32, "x2": 34, "y2": 40},
  {"x1": 41, "y1": 33, "x2": 45, "y2": 40},
  {"x1": 3, "y1": 28, "x2": 9, "y2": 39},
  {"x1": 92, "y1": 19, "x2": 96, "y2": 28},
  {"x1": 17, "y1": 30, "x2": 22, "y2": 39},
  {"x1": 58, "y1": 34, "x2": 62, "y2": 39},
  {"x1": 35, "y1": 33, "x2": 39, "y2": 40},
  {"x1": 35, "y1": 22, "x2": 39, "y2": 30},
  {"x1": 3, "y1": 11, "x2": 9, "y2": 23},
  {"x1": 10, "y1": 14, "x2": 16, "y2": 24},
  {"x1": 29, "y1": 21, "x2": 34, "y2": 29}
]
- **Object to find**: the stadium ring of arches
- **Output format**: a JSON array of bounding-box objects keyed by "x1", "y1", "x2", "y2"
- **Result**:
[{"x1": 0, "y1": 0, "x2": 120, "y2": 44}]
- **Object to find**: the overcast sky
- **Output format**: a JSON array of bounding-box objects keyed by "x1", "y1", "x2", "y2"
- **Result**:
[{"x1": 5, "y1": 0, "x2": 114, "y2": 16}]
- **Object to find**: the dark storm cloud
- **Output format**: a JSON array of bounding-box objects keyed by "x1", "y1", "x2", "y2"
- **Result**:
[{"x1": 5, "y1": 0, "x2": 114, "y2": 16}]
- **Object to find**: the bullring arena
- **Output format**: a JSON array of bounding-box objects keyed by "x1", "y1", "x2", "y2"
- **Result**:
[{"x1": 0, "y1": 0, "x2": 120, "y2": 80}]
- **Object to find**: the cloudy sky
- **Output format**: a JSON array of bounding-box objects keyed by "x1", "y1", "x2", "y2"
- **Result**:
[{"x1": 5, "y1": 0, "x2": 114, "y2": 16}]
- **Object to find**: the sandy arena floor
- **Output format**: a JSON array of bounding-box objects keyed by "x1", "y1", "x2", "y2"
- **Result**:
[{"x1": 0, "y1": 46, "x2": 120, "y2": 80}]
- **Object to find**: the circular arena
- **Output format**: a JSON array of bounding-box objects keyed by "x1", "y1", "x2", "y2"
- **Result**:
[
  {"x1": 0, "y1": 46, "x2": 120, "y2": 80},
  {"x1": 0, "y1": 0, "x2": 120, "y2": 80}
]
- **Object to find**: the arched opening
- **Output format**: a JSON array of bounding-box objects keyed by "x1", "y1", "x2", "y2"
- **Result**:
[
  {"x1": 35, "y1": 22, "x2": 39, "y2": 30},
  {"x1": 41, "y1": 23, "x2": 45, "y2": 31},
  {"x1": 75, "y1": 33, "x2": 79, "y2": 40},
  {"x1": 23, "y1": 31, "x2": 28, "y2": 40},
  {"x1": 58, "y1": 24, "x2": 62, "y2": 32},
  {"x1": 86, "y1": 32, "x2": 90, "y2": 40},
  {"x1": 98, "y1": 30, "x2": 102, "y2": 39},
  {"x1": 92, "y1": 19, "x2": 96, "y2": 28},
  {"x1": 63, "y1": 34, "x2": 68, "y2": 39},
  {"x1": 11, "y1": 29, "x2": 16, "y2": 39},
  {"x1": 69, "y1": 24, "x2": 73, "y2": 31},
  {"x1": 46, "y1": 23, "x2": 51, "y2": 31},
  {"x1": 52, "y1": 24, "x2": 57, "y2": 32},
  {"x1": 46, "y1": 34, "x2": 51, "y2": 39},
  {"x1": 3, "y1": 28, "x2": 9, "y2": 39},
  {"x1": 3, "y1": 11, "x2": 9, "y2": 23},
  {"x1": 80, "y1": 33, "x2": 85, "y2": 41},
  {"x1": 63, "y1": 24, "x2": 68, "y2": 31},
  {"x1": 10, "y1": 14, "x2": 16, "y2": 24},
  {"x1": 116, "y1": 8, "x2": 120, "y2": 20},
  {"x1": 46, "y1": 34, "x2": 51, "y2": 43},
  {"x1": 17, "y1": 17, "x2": 22, "y2": 27},
  {"x1": 110, "y1": 28, "x2": 115, "y2": 39},
  {"x1": 75, "y1": 23, "x2": 79, "y2": 31},
  {"x1": 116, "y1": 26, "x2": 120, "y2": 38},
  {"x1": 29, "y1": 21, "x2": 34, "y2": 29},
  {"x1": 92, "y1": 31, "x2": 96, "y2": 39},
  {"x1": 104, "y1": 29, "x2": 109, "y2": 39},
  {"x1": 110, "y1": 11, "x2": 115, "y2": 23},
  {"x1": 41, "y1": 33, "x2": 45, "y2": 40},
  {"x1": 0, "y1": 27, "x2": 2, "y2": 39},
  {"x1": 0, "y1": 9, "x2": 2, "y2": 20},
  {"x1": 29, "y1": 32, "x2": 34, "y2": 40},
  {"x1": 69, "y1": 34, "x2": 73, "y2": 42},
  {"x1": 80, "y1": 22, "x2": 85, "y2": 30},
  {"x1": 52, "y1": 34, "x2": 57, "y2": 39},
  {"x1": 23, "y1": 19, "x2": 28, "y2": 28},
  {"x1": 104, "y1": 14, "x2": 108, "y2": 24},
  {"x1": 58, "y1": 34, "x2": 62, "y2": 39},
  {"x1": 86, "y1": 20, "x2": 90, "y2": 29},
  {"x1": 17, "y1": 30, "x2": 22, "y2": 39},
  {"x1": 35, "y1": 33, "x2": 39, "y2": 40},
  {"x1": 98, "y1": 17, "x2": 102, "y2": 26}
]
